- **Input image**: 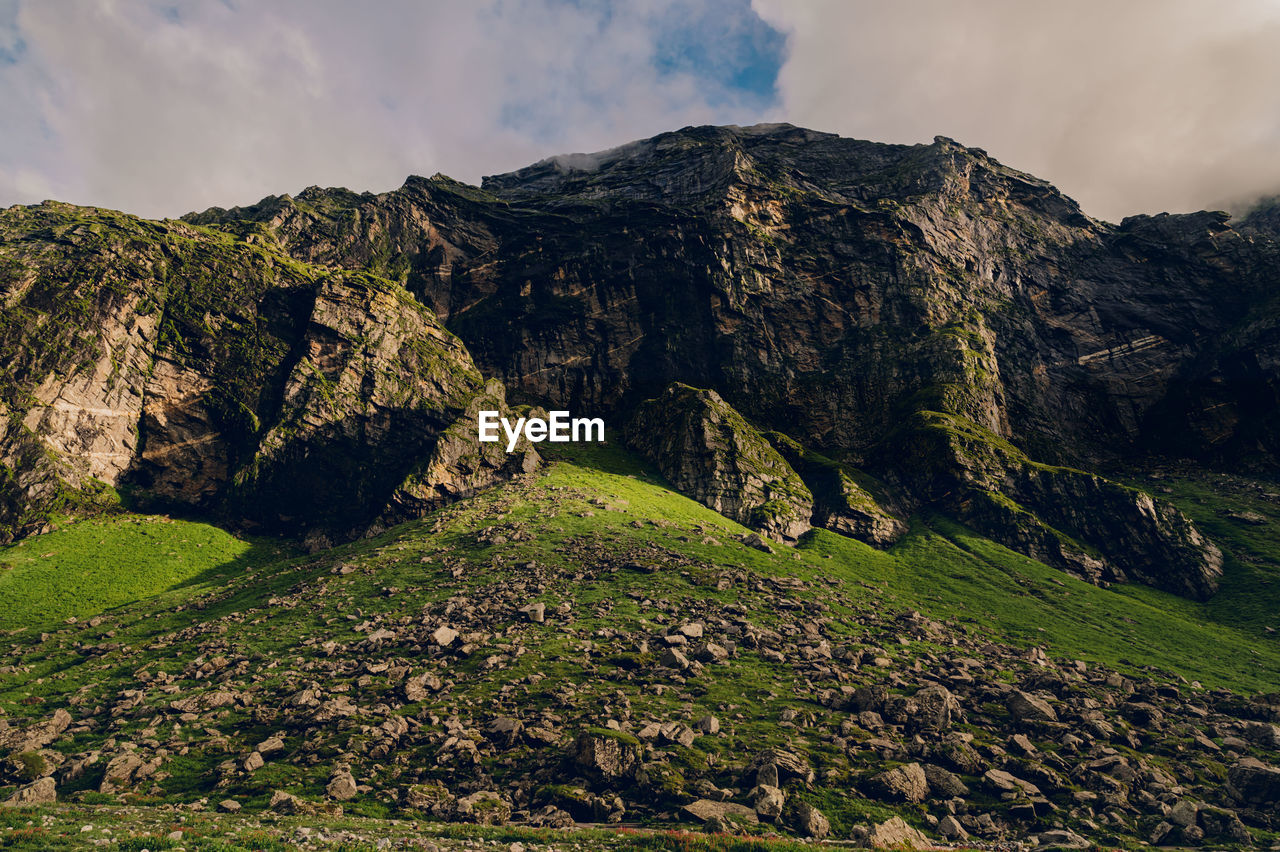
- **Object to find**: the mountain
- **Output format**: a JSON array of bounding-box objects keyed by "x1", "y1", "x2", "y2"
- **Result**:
[
  {"x1": 2, "y1": 124, "x2": 1280, "y2": 848},
  {"x1": 10, "y1": 123, "x2": 1280, "y2": 594}
]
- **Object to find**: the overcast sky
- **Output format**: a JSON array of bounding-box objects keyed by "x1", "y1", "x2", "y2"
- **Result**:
[{"x1": 3, "y1": 0, "x2": 1280, "y2": 222}]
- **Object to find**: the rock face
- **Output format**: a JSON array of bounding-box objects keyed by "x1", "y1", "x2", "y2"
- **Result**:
[
  {"x1": 7, "y1": 123, "x2": 1279, "y2": 597},
  {"x1": 1227, "y1": 758, "x2": 1280, "y2": 807},
  {"x1": 767, "y1": 432, "x2": 906, "y2": 546},
  {"x1": 0, "y1": 203, "x2": 537, "y2": 543},
  {"x1": 168, "y1": 123, "x2": 1280, "y2": 596},
  {"x1": 626, "y1": 384, "x2": 813, "y2": 541}
]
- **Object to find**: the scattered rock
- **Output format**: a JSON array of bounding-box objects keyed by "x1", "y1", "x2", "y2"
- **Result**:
[{"x1": 1007, "y1": 690, "x2": 1058, "y2": 722}]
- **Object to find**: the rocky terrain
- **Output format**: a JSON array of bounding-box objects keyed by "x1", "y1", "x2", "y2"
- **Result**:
[
  {"x1": 0, "y1": 446, "x2": 1278, "y2": 849},
  {"x1": 1, "y1": 124, "x2": 1280, "y2": 848}
]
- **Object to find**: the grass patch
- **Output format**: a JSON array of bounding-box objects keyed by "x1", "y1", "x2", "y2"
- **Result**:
[{"x1": 0, "y1": 514, "x2": 289, "y2": 630}]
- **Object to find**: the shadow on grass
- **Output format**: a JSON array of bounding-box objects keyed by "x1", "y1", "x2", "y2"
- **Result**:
[{"x1": 537, "y1": 435, "x2": 665, "y2": 482}]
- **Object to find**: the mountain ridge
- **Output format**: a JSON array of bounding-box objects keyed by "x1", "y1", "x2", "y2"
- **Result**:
[{"x1": 4, "y1": 122, "x2": 1280, "y2": 586}]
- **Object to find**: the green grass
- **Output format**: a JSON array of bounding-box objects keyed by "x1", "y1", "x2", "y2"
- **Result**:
[
  {"x1": 1124, "y1": 472, "x2": 1280, "y2": 637},
  {"x1": 0, "y1": 803, "x2": 886, "y2": 851},
  {"x1": 0, "y1": 441, "x2": 1275, "y2": 847},
  {"x1": 1, "y1": 444, "x2": 1278, "y2": 702},
  {"x1": 0, "y1": 514, "x2": 289, "y2": 630}
]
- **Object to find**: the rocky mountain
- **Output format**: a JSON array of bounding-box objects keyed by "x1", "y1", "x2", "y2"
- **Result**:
[
  {"x1": 0, "y1": 203, "x2": 538, "y2": 547},
  {"x1": 3, "y1": 122, "x2": 1280, "y2": 848},
  {"x1": 8, "y1": 123, "x2": 1277, "y2": 598}
]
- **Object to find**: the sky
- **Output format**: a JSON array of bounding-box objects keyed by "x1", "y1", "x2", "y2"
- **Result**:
[{"x1": 2, "y1": 0, "x2": 1280, "y2": 222}]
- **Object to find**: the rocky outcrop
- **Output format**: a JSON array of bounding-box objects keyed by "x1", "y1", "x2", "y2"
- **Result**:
[
  {"x1": 174, "y1": 122, "x2": 1280, "y2": 596},
  {"x1": 626, "y1": 384, "x2": 812, "y2": 541},
  {"x1": 7, "y1": 123, "x2": 1276, "y2": 599},
  {"x1": 767, "y1": 432, "x2": 906, "y2": 546},
  {"x1": 893, "y1": 410, "x2": 1223, "y2": 599},
  {"x1": 0, "y1": 203, "x2": 536, "y2": 543},
  {"x1": 225, "y1": 273, "x2": 538, "y2": 541}
]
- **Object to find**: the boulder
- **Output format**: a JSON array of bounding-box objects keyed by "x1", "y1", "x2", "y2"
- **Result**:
[
  {"x1": 573, "y1": 730, "x2": 640, "y2": 780},
  {"x1": 1036, "y1": 829, "x2": 1090, "y2": 849},
  {"x1": 1227, "y1": 757, "x2": 1280, "y2": 807},
  {"x1": 326, "y1": 770, "x2": 358, "y2": 801},
  {"x1": 747, "y1": 748, "x2": 815, "y2": 785},
  {"x1": 2, "y1": 777, "x2": 55, "y2": 807},
  {"x1": 869, "y1": 762, "x2": 929, "y2": 803},
  {"x1": 682, "y1": 799, "x2": 759, "y2": 826},
  {"x1": 867, "y1": 816, "x2": 930, "y2": 849},
  {"x1": 1008, "y1": 690, "x2": 1058, "y2": 723},
  {"x1": 0, "y1": 709, "x2": 72, "y2": 753},
  {"x1": 790, "y1": 801, "x2": 830, "y2": 839},
  {"x1": 750, "y1": 783, "x2": 785, "y2": 819},
  {"x1": 913, "y1": 683, "x2": 960, "y2": 731},
  {"x1": 454, "y1": 791, "x2": 511, "y2": 825}
]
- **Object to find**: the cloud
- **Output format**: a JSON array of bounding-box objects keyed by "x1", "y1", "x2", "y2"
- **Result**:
[
  {"x1": 753, "y1": 0, "x2": 1280, "y2": 221},
  {"x1": 0, "y1": 0, "x2": 782, "y2": 218},
  {"x1": 9, "y1": 0, "x2": 1275, "y2": 223}
]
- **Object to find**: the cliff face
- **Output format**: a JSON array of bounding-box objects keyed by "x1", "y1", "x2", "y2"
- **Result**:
[
  {"x1": 6, "y1": 122, "x2": 1279, "y2": 597},
  {"x1": 0, "y1": 203, "x2": 536, "y2": 545},
  {"x1": 188, "y1": 125, "x2": 1280, "y2": 473},
  {"x1": 626, "y1": 384, "x2": 814, "y2": 543}
]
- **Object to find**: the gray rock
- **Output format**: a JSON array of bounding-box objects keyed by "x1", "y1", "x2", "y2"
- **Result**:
[
  {"x1": 682, "y1": 799, "x2": 759, "y2": 826},
  {"x1": 984, "y1": 768, "x2": 1042, "y2": 797},
  {"x1": 750, "y1": 783, "x2": 785, "y2": 819},
  {"x1": 1227, "y1": 757, "x2": 1280, "y2": 806},
  {"x1": 1036, "y1": 829, "x2": 1090, "y2": 849},
  {"x1": 256, "y1": 736, "x2": 285, "y2": 755},
  {"x1": 913, "y1": 683, "x2": 959, "y2": 730},
  {"x1": 454, "y1": 791, "x2": 511, "y2": 825},
  {"x1": 573, "y1": 731, "x2": 640, "y2": 780},
  {"x1": 2, "y1": 777, "x2": 55, "y2": 807},
  {"x1": 327, "y1": 770, "x2": 358, "y2": 801},
  {"x1": 867, "y1": 816, "x2": 930, "y2": 849},
  {"x1": 923, "y1": 763, "x2": 969, "y2": 797},
  {"x1": 1007, "y1": 690, "x2": 1058, "y2": 723},
  {"x1": 660, "y1": 648, "x2": 690, "y2": 670},
  {"x1": 938, "y1": 815, "x2": 968, "y2": 840},
  {"x1": 790, "y1": 801, "x2": 830, "y2": 839},
  {"x1": 870, "y1": 762, "x2": 929, "y2": 803}
]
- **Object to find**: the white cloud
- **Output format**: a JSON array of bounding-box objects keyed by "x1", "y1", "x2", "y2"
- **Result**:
[
  {"x1": 0, "y1": 0, "x2": 775, "y2": 218},
  {"x1": 753, "y1": 0, "x2": 1280, "y2": 221}
]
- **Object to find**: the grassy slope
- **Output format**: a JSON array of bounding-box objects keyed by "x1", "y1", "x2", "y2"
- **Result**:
[
  {"x1": 0, "y1": 515, "x2": 291, "y2": 630},
  {"x1": 1122, "y1": 471, "x2": 1280, "y2": 639},
  {"x1": 0, "y1": 442, "x2": 1275, "y2": 848},
  {"x1": 0, "y1": 443, "x2": 1276, "y2": 703}
]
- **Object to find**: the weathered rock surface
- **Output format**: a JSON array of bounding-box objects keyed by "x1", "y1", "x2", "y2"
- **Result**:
[
  {"x1": 768, "y1": 432, "x2": 906, "y2": 546},
  {"x1": 172, "y1": 123, "x2": 1278, "y2": 595},
  {"x1": 1227, "y1": 757, "x2": 1280, "y2": 807},
  {"x1": 626, "y1": 384, "x2": 812, "y2": 541},
  {"x1": 1, "y1": 776, "x2": 55, "y2": 807},
  {"x1": 0, "y1": 204, "x2": 537, "y2": 542},
  {"x1": 866, "y1": 815, "x2": 931, "y2": 849}
]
